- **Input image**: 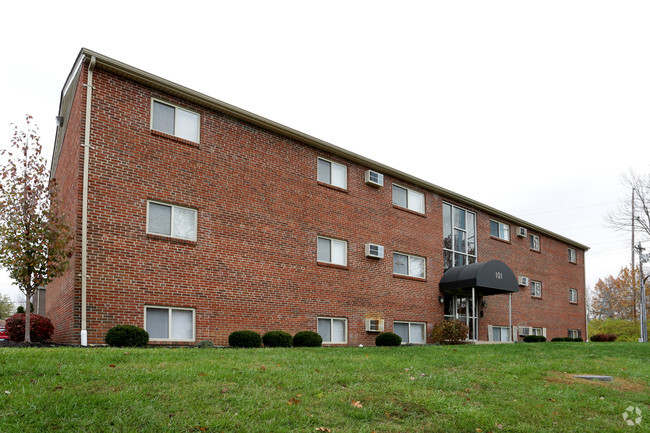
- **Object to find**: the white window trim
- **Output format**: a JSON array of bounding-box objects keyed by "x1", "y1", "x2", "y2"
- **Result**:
[
  {"x1": 569, "y1": 288, "x2": 578, "y2": 303},
  {"x1": 151, "y1": 98, "x2": 201, "y2": 143},
  {"x1": 490, "y1": 220, "x2": 510, "y2": 241},
  {"x1": 442, "y1": 202, "x2": 478, "y2": 269},
  {"x1": 393, "y1": 252, "x2": 426, "y2": 279},
  {"x1": 144, "y1": 305, "x2": 196, "y2": 342},
  {"x1": 568, "y1": 248, "x2": 577, "y2": 263},
  {"x1": 531, "y1": 327, "x2": 544, "y2": 336},
  {"x1": 317, "y1": 236, "x2": 348, "y2": 266},
  {"x1": 317, "y1": 316, "x2": 348, "y2": 344},
  {"x1": 531, "y1": 280, "x2": 542, "y2": 298},
  {"x1": 317, "y1": 157, "x2": 347, "y2": 189},
  {"x1": 489, "y1": 325, "x2": 511, "y2": 342},
  {"x1": 568, "y1": 329, "x2": 579, "y2": 339},
  {"x1": 146, "y1": 200, "x2": 198, "y2": 241},
  {"x1": 392, "y1": 183, "x2": 425, "y2": 214},
  {"x1": 530, "y1": 234, "x2": 540, "y2": 251},
  {"x1": 394, "y1": 321, "x2": 426, "y2": 345}
]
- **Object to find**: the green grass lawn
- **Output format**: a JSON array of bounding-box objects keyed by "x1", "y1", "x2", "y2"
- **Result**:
[{"x1": 0, "y1": 343, "x2": 648, "y2": 432}]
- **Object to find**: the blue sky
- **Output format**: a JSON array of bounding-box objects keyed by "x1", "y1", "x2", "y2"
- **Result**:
[{"x1": 1, "y1": 1, "x2": 649, "y2": 305}]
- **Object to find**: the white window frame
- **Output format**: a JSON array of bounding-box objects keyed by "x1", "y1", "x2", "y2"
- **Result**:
[
  {"x1": 392, "y1": 184, "x2": 425, "y2": 214},
  {"x1": 531, "y1": 327, "x2": 543, "y2": 336},
  {"x1": 529, "y1": 234, "x2": 540, "y2": 251},
  {"x1": 490, "y1": 220, "x2": 510, "y2": 241},
  {"x1": 317, "y1": 317, "x2": 348, "y2": 344},
  {"x1": 393, "y1": 321, "x2": 426, "y2": 345},
  {"x1": 568, "y1": 329, "x2": 579, "y2": 339},
  {"x1": 393, "y1": 252, "x2": 426, "y2": 279},
  {"x1": 568, "y1": 248, "x2": 577, "y2": 263},
  {"x1": 146, "y1": 200, "x2": 198, "y2": 241},
  {"x1": 443, "y1": 202, "x2": 478, "y2": 270},
  {"x1": 569, "y1": 288, "x2": 578, "y2": 303},
  {"x1": 317, "y1": 157, "x2": 347, "y2": 189},
  {"x1": 144, "y1": 306, "x2": 196, "y2": 342},
  {"x1": 151, "y1": 98, "x2": 200, "y2": 143},
  {"x1": 531, "y1": 280, "x2": 542, "y2": 298},
  {"x1": 490, "y1": 325, "x2": 511, "y2": 342},
  {"x1": 317, "y1": 236, "x2": 348, "y2": 266}
]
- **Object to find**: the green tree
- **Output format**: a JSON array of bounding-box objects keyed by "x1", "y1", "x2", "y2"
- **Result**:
[
  {"x1": 0, "y1": 293, "x2": 13, "y2": 319},
  {"x1": 0, "y1": 115, "x2": 72, "y2": 342}
]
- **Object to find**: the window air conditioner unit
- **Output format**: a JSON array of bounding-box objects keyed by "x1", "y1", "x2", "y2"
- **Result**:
[
  {"x1": 365, "y1": 243, "x2": 385, "y2": 259},
  {"x1": 516, "y1": 227, "x2": 527, "y2": 237},
  {"x1": 519, "y1": 326, "x2": 532, "y2": 336},
  {"x1": 365, "y1": 319, "x2": 384, "y2": 332},
  {"x1": 518, "y1": 276, "x2": 529, "y2": 287},
  {"x1": 364, "y1": 170, "x2": 384, "y2": 187}
]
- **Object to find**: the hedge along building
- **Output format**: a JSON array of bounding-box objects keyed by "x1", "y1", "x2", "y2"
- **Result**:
[{"x1": 47, "y1": 48, "x2": 589, "y2": 346}]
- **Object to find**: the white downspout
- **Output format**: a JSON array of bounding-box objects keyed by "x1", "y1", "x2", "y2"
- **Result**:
[
  {"x1": 509, "y1": 293, "x2": 512, "y2": 342},
  {"x1": 80, "y1": 56, "x2": 96, "y2": 346}
]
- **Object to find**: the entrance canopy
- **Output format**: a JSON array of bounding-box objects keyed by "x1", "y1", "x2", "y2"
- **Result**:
[{"x1": 439, "y1": 260, "x2": 519, "y2": 296}]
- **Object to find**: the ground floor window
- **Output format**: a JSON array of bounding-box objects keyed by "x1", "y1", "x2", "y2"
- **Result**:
[
  {"x1": 393, "y1": 321, "x2": 426, "y2": 344},
  {"x1": 145, "y1": 306, "x2": 195, "y2": 341},
  {"x1": 531, "y1": 327, "x2": 543, "y2": 336},
  {"x1": 568, "y1": 329, "x2": 579, "y2": 339},
  {"x1": 317, "y1": 317, "x2": 347, "y2": 344},
  {"x1": 491, "y1": 326, "x2": 510, "y2": 342}
]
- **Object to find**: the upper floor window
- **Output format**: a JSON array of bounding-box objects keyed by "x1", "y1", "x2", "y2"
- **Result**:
[
  {"x1": 392, "y1": 184, "x2": 425, "y2": 213},
  {"x1": 568, "y1": 248, "x2": 577, "y2": 263},
  {"x1": 490, "y1": 220, "x2": 510, "y2": 241},
  {"x1": 443, "y1": 203, "x2": 477, "y2": 270},
  {"x1": 531, "y1": 280, "x2": 542, "y2": 298},
  {"x1": 569, "y1": 288, "x2": 578, "y2": 303},
  {"x1": 147, "y1": 201, "x2": 197, "y2": 241},
  {"x1": 317, "y1": 236, "x2": 347, "y2": 266},
  {"x1": 393, "y1": 252, "x2": 426, "y2": 278},
  {"x1": 530, "y1": 234, "x2": 540, "y2": 251},
  {"x1": 317, "y1": 158, "x2": 347, "y2": 189},
  {"x1": 152, "y1": 99, "x2": 200, "y2": 143}
]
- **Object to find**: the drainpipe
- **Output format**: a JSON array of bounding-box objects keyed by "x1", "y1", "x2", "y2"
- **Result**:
[{"x1": 80, "y1": 56, "x2": 96, "y2": 346}]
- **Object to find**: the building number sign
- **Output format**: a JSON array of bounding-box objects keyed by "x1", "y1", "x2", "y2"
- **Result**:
[{"x1": 495, "y1": 271, "x2": 503, "y2": 280}]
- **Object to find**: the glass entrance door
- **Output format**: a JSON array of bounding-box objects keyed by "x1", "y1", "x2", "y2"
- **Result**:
[{"x1": 443, "y1": 292, "x2": 478, "y2": 341}]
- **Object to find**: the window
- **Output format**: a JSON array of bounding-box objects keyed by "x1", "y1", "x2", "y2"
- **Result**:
[
  {"x1": 531, "y1": 281, "x2": 542, "y2": 298},
  {"x1": 145, "y1": 306, "x2": 195, "y2": 341},
  {"x1": 317, "y1": 158, "x2": 347, "y2": 189},
  {"x1": 394, "y1": 321, "x2": 426, "y2": 344},
  {"x1": 490, "y1": 220, "x2": 510, "y2": 241},
  {"x1": 392, "y1": 184, "x2": 425, "y2": 213},
  {"x1": 568, "y1": 248, "x2": 577, "y2": 263},
  {"x1": 491, "y1": 326, "x2": 510, "y2": 342},
  {"x1": 147, "y1": 201, "x2": 197, "y2": 241},
  {"x1": 317, "y1": 236, "x2": 347, "y2": 266},
  {"x1": 569, "y1": 288, "x2": 578, "y2": 303},
  {"x1": 568, "y1": 329, "x2": 579, "y2": 339},
  {"x1": 152, "y1": 99, "x2": 199, "y2": 142},
  {"x1": 531, "y1": 327, "x2": 543, "y2": 336},
  {"x1": 317, "y1": 317, "x2": 347, "y2": 344},
  {"x1": 443, "y1": 203, "x2": 477, "y2": 270},
  {"x1": 529, "y1": 234, "x2": 540, "y2": 251},
  {"x1": 393, "y1": 252, "x2": 426, "y2": 278}
]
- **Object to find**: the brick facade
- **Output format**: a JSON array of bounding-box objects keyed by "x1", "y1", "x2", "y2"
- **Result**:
[{"x1": 46, "y1": 50, "x2": 587, "y2": 345}]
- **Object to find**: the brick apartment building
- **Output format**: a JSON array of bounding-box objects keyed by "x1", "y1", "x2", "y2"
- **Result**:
[{"x1": 47, "y1": 48, "x2": 588, "y2": 346}]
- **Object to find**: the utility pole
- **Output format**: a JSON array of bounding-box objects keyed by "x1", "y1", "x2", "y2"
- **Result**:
[
  {"x1": 636, "y1": 242, "x2": 648, "y2": 343},
  {"x1": 631, "y1": 188, "x2": 637, "y2": 320}
]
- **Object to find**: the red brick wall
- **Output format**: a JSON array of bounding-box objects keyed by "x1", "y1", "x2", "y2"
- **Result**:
[{"x1": 48, "y1": 64, "x2": 586, "y2": 345}]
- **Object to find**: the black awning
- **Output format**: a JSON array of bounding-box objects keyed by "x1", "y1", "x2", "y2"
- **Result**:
[{"x1": 439, "y1": 260, "x2": 519, "y2": 296}]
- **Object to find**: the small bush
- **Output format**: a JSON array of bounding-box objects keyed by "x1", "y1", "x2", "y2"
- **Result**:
[
  {"x1": 573, "y1": 337, "x2": 584, "y2": 342},
  {"x1": 229, "y1": 330, "x2": 262, "y2": 348},
  {"x1": 375, "y1": 332, "x2": 402, "y2": 346},
  {"x1": 262, "y1": 331, "x2": 292, "y2": 347},
  {"x1": 105, "y1": 325, "x2": 149, "y2": 347},
  {"x1": 195, "y1": 340, "x2": 215, "y2": 349},
  {"x1": 430, "y1": 319, "x2": 468, "y2": 345},
  {"x1": 523, "y1": 335, "x2": 547, "y2": 343},
  {"x1": 293, "y1": 331, "x2": 322, "y2": 347},
  {"x1": 5, "y1": 313, "x2": 54, "y2": 342},
  {"x1": 590, "y1": 333, "x2": 617, "y2": 342},
  {"x1": 551, "y1": 337, "x2": 571, "y2": 342}
]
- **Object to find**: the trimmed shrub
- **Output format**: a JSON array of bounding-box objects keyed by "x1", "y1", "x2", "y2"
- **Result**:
[
  {"x1": 375, "y1": 332, "x2": 402, "y2": 346},
  {"x1": 229, "y1": 330, "x2": 262, "y2": 348},
  {"x1": 195, "y1": 340, "x2": 215, "y2": 349},
  {"x1": 5, "y1": 313, "x2": 54, "y2": 342},
  {"x1": 551, "y1": 337, "x2": 571, "y2": 342},
  {"x1": 523, "y1": 335, "x2": 547, "y2": 343},
  {"x1": 262, "y1": 331, "x2": 292, "y2": 348},
  {"x1": 430, "y1": 319, "x2": 468, "y2": 345},
  {"x1": 293, "y1": 331, "x2": 322, "y2": 347},
  {"x1": 590, "y1": 333, "x2": 617, "y2": 342},
  {"x1": 573, "y1": 337, "x2": 584, "y2": 342},
  {"x1": 105, "y1": 325, "x2": 149, "y2": 347}
]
